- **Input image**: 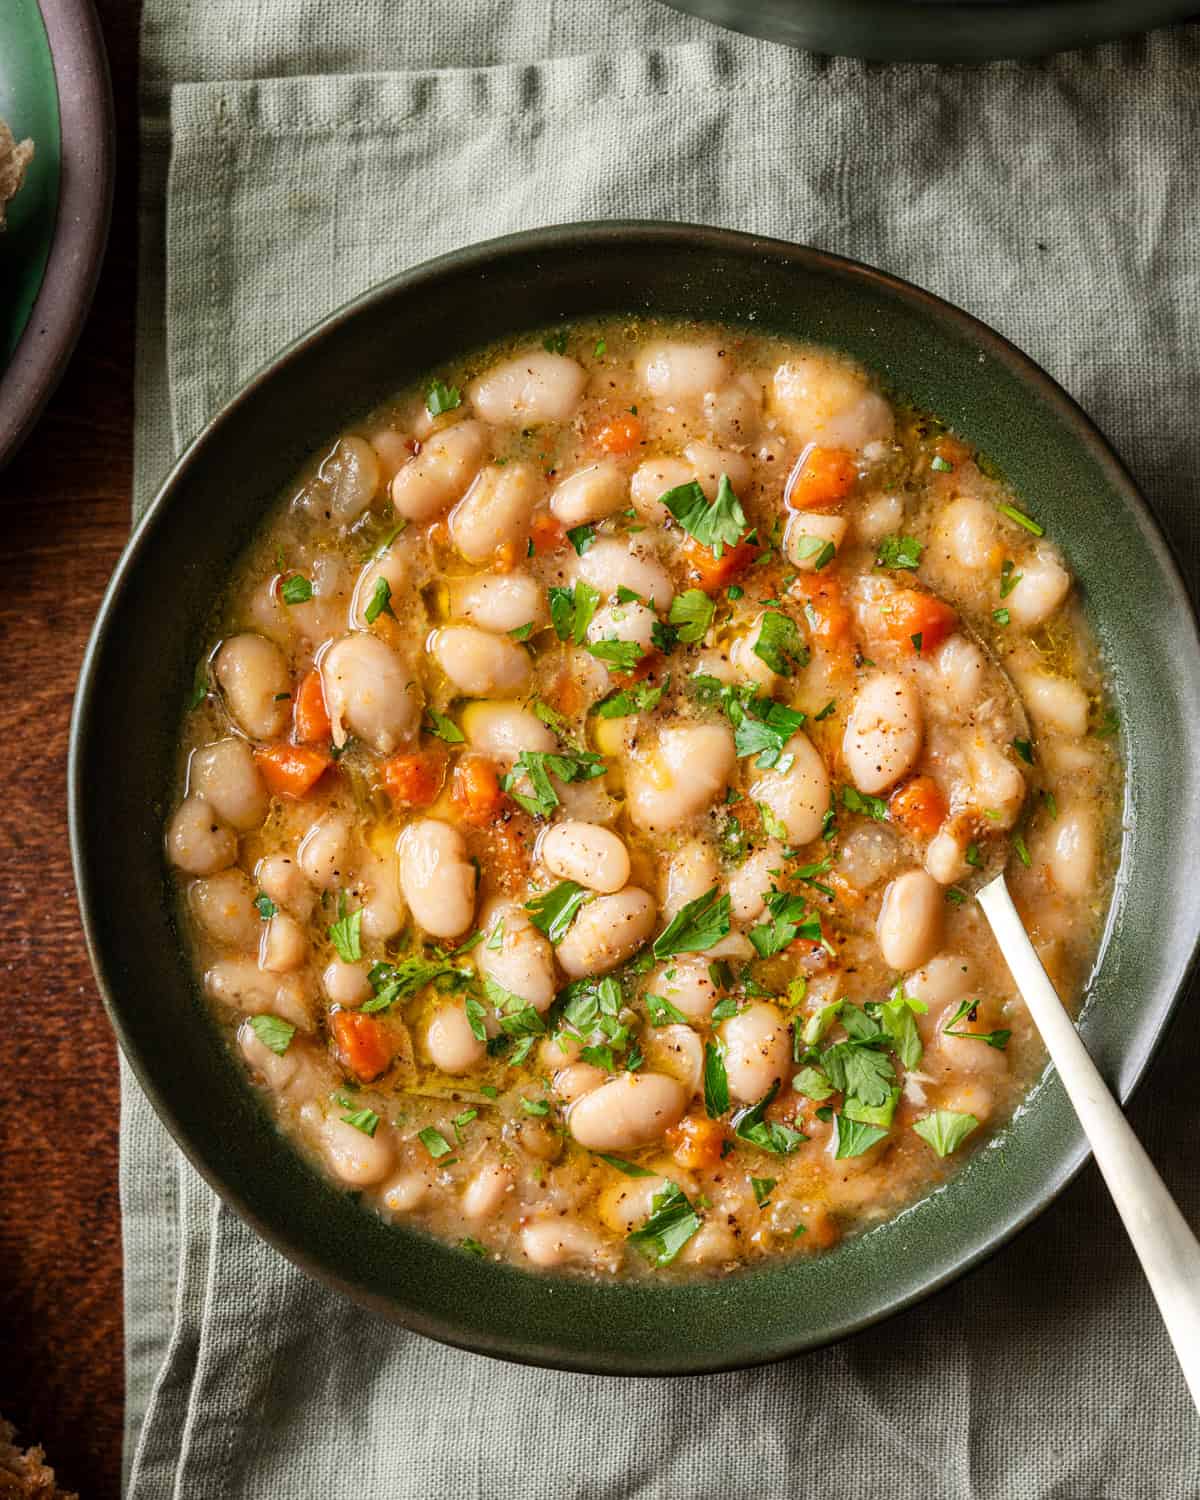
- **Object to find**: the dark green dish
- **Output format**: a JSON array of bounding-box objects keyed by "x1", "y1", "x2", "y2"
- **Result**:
[
  {"x1": 70, "y1": 223, "x2": 1200, "y2": 1374},
  {"x1": 663, "y1": 0, "x2": 1198, "y2": 63}
]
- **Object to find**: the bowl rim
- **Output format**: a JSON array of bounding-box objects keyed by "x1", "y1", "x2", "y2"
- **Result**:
[{"x1": 69, "y1": 220, "x2": 1200, "y2": 1373}]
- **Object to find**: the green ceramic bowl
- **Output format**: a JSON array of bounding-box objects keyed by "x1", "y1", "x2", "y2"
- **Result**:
[{"x1": 70, "y1": 223, "x2": 1200, "y2": 1374}]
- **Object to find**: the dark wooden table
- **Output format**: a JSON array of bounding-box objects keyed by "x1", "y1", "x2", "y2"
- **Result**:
[{"x1": 0, "y1": 3, "x2": 137, "y2": 1494}]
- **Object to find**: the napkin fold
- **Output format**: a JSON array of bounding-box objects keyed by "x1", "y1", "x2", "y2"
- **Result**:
[{"x1": 129, "y1": 6, "x2": 1200, "y2": 1495}]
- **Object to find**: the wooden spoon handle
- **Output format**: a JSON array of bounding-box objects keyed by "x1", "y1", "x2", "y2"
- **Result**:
[{"x1": 978, "y1": 874, "x2": 1200, "y2": 1412}]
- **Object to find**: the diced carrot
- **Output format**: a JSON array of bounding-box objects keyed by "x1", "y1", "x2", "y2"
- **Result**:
[
  {"x1": 293, "y1": 668, "x2": 331, "y2": 745},
  {"x1": 888, "y1": 774, "x2": 948, "y2": 839},
  {"x1": 681, "y1": 534, "x2": 759, "y2": 594},
  {"x1": 590, "y1": 413, "x2": 643, "y2": 456},
  {"x1": 665, "y1": 1114, "x2": 726, "y2": 1170},
  {"x1": 381, "y1": 750, "x2": 446, "y2": 808},
  {"x1": 254, "y1": 743, "x2": 331, "y2": 800},
  {"x1": 547, "y1": 666, "x2": 585, "y2": 718},
  {"x1": 790, "y1": 572, "x2": 854, "y2": 648},
  {"x1": 493, "y1": 539, "x2": 519, "y2": 573},
  {"x1": 331, "y1": 1010, "x2": 393, "y2": 1082},
  {"x1": 488, "y1": 818, "x2": 532, "y2": 890},
  {"x1": 787, "y1": 446, "x2": 858, "y2": 510},
  {"x1": 882, "y1": 589, "x2": 958, "y2": 654},
  {"x1": 934, "y1": 435, "x2": 972, "y2": 468},
  {"x1": 530, "y1": 511, "x2": 565, "y2": 555},
  {"x1": 450, "y1": 754, "x2": 507, "y2": 827}
]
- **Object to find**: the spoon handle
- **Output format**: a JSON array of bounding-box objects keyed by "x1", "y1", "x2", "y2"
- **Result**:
[{"x1": 978, "y1": 874, "x2": 1200, "y2": 1413}]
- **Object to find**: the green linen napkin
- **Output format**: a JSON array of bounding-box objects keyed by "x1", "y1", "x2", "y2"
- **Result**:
[{"x1": 127, "y1": 7, "x2": 1200, "y2": 1495}]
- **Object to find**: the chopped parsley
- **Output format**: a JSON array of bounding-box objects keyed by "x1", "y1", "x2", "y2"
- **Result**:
[
  {"x1": 460, "y1": 1236, "x2": 488, "y2": 1257},
  {"x1": 789, "y1": 535, "x2": 837, "y2": 570},
  {"x1": 254, "y1": 892, "x2": 277, "y2": 920},
  {"x1": 598, "y1": 1154, "x2": 654, "y2": 1176},
  {"x1": 248, "y1": 1014, "x2": 294, "y2": 1055},
  {"x1": 732, "y1": 1081, "x2": 807, "y2": 1155},
  {"x1": 661, "y1": 474, "x2": 746, "y2": 559},
  {"x1": 418, "y1": 1127, "x2": 453, "y2": 1159},
  {"x1": 752, "y1": 610, "x2": 809, "y2": 676},
  {"x1": 792, "y1": 1065, "x2": 834, "y2": 1102},
  {"x1": 645, "y1": 992, "x2": 687, "y2": 1027},
  {"x1": 751, "y1": 1176, "x2": 777, "y2": 1207},
  {"x1": 1000, "y1": 558, "x2": 1022, "y2": 597},
  {"x1": 424, "y1": 708, "x2": 465, "y2": 744},
  {"x1": 328, "y1": 895, "x2": 362, "y2": 962},
  {"x1": 875, "y1": 534, "x2": 924, "y2": 571},
  {"x1": 532, "y1": 698, "x2": 571, "y2": 736},
  {"x1": 652, "y1": 887, "x2": 731, "y2": 959},
  {"x1": 943, "y1": 998, "x2": 1011, "y2": 1050},
  {"x1": 748, "y1": 888, "x2": 823, "y2": 959},
  {"x1": 993, "y1": 607, "x2": 1010, "y2": 627},
  {"x1": 525, "y1": 881, "x2": 588, "y2": 943},
  {"x1": 997, "y1": 502, "x2": 1045, "y2": 537},
  {"x1": 842, "y1": 785, "x2": 888, "y2": 821},
  {"x1": 362, "y1": 952, "x2": 475, "y2": 1013},
  {"x1": 703, "y1": 1041, "x2": 730, "y2": 1118},
  {"x1": 548, "y1": 581, "x2": 599, "y2": 643},
  {"x1": 365, "y1": 576, "x2": 395, "y2": 624},
  {"x1": 913, "y1": 1110, "x2": 979, "y2": 1157},
  {"x1": 813, "y1": 698, "x2": 837, "y2": 722},
  {"x1": 833, "y1": 1116, "x2": 889, "y2": 1158},
  {"x1": 543, "y1": 330, "x2": 569, "y2": 355},
  {"x1": 594, "y1": 338, "x2": 607, "y2": 357},
  {"x1": 930, "y1": 455, "x2": 954, "y2": 473},
  {"x1": 280, "y1": 574, "x2": 313, "y2": 605},
  {"x1": 520, "y1": 1097, "x2": 550, "y2": 1116},
  {"x1": 566, "y1": 524, "x2": 596, "y2": 556},
  {"x1": 502, "y1": 747, "x2": 606, "y2": 818},
  {"x1": 1013, "y1": 833, "x2": 1032, "y2": 868},
  {"x1": 586, "y1": 637, "x2": 644, "y2": 673},
  {"x1": 627, "y1": 1181, "x2": 702, "y2": 1266},
  {"x1": 592, "y1": 675, "x2": 668, "y2": 720},
  {"x1": 187, "y1": 661, "x2": 209, "y2": 710},
  {"x1": 510, "y1": 621, "x2": 535, "y2": 642},
  {"x1": 668, "y1": 588, "x2": 716, "y2": 644},
  {"x1": 1012, "y1": 737, "x2": 1034, "y2": 764},
  {"x1": 341, "y1": 1107, "x2": 380, "y2": 1137},
  {"x1": 425, "y1": 379, "x2": 461, "y2": 416}
]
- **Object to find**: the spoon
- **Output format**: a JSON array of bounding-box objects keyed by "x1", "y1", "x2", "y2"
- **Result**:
[{"x1": 977, "y1": 872, "x2": 1200, "y2": 1411}]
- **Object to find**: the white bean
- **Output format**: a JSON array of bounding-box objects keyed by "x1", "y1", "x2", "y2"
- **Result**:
[
  {"x1": 539, "y1": 820, "x2": 630, "y2": 893},
  {"x1": 1044, "y1": 805, "x2": 1097, "y2": 898},
  {"x1": 449, "y1": 461, "x2": 541, "y2": 565},
  {"x1": 424, "y1": 999, "x2": 487, "y2": 1074},
  {"x1": 555, "y1": 887, "x2": 657, "y2": 978},
  {"x1": 597, "y1": 1174, "x2": 674, "y2": 1235},
  {"x1": 238, "y1": 1020, "x2": 319, "y2": 1098},
  {"x1": 925, "y1": 829, "x2": 970, "y2": 885},
  {"x1": 703, "y1": 376, "x2": 761, "y2": 443},
  {"x1": 877, "y1": 870, "x2": 943, "y2": 971},
  {"x1": 317, "y1": 435, "x2": 381, "y2": 523},
  {"x1": 936, "y1": 635, "x2": 986, "y2": 712},
  {"x1": 359, "y1": 849, "x2": 406, "y2": 942},
  {"x1": 749, "y1": 731, "x2": 830, "y2": 844},
  {"x1": 550, "y1": 461, "x2": 629, "y2": 526},
  {"x1": 462, "y1": 1162, "x2": 512, "y2": 1223},
  {"x1": 521, "y1": 1219, "x2": 614, "y2": 1270},
  {"x1": 429, "y1": 625, "x2": 531, "y2": 697},
  {"x1": 187, "y1": 738, "x2": 268, "y2": 831},
  {"x1": 188, "y1": 869, "x2": 261, "y2": 949},
  {"x1": 683, "y1": 440, "x2": 751, "y2": 500},
  {"x1": 390, "y1": 420, "x2": 485, "y2": 522},
  {"x1": 461, "y1": 700, "x2": 555, "y2": 763},
  {"x1": 630, "y1": 456, "x2": 690, "y2": 524},
  {"x1": 586, "y1": 601, "x2": 657, "y2": 654},
  {"x1": 321, "y1": 633, "x2": 420, "y2": 752},
  {"x1": 575, "y1": 538, "x2": 675, "y2": 610},
  {"x1": 311, "y1": 1110, "x2": 395, "y2": 1186},
  {"x1": 477, "y1": 900, "x2": 557, "y2": 1011},
  {"x1": 397, "y1": 819, "x2": 477, "y2": 939},
  {"x1": 938, "y1": 496, "x2": 996, "y2": 570},
  {"x1": 906, "y1": 954, "x2": 974, "y2": 1043},
  {"x1": 663, "y1": 839, "x2": 719, "y2": 917},
  {"x1": 785, "y1": 512, "x2": 848, "y2": 571},
  {"x1": 637, "y1": 342, "x2": 729, "y2": 403},
  {"x1": 838, "y1": 822, "x2": 901, "y2": 890},
  {"x1": 855, "y1": 493, "x2": 905, "y2": 546},
  {"x1": 381, "y1": 1172, "x2": 432, "y2": 1213},
  {"x1": 166, "y1": 796, "x2": 237, "y2": 875},
  {"x1": 205, "y1": 958, "x2": 313, "y2": 1030},
  {"x1": 772, "y1": 356, "x2": 893, "y2": 449},
  {"x1": 259, "y1": 911, "x2": 308, "y2": 973},
  {"x1": 929, "y1": 1001, "x2": 1010, "y2": 1081},
  {"x1": 450, "y1": 571, "x2": 546, "y2": 634},
  {"x1": 255, "y1": 854, "x2": 314, "y2": 920},
  {"x1": 469, "y1": 351, "x2": 587, "y2": 426},
  {"x1": 1007, "y1": 552, "x2": 1071, "y2": 627},
  {"x1": 720, "y1": 1001, "x2": 791, "y2": 1104},
  {"x1": 368, "y1": 428, "x2": 410, "y2": 482},
  {"x1": 646, "y1": 958, "x2": 718, "y2": 1023},
  {"x1": 553, "y1": 1062, "x2": 610, "y2": 1103},
  {"x1": 843, "y1": 673, "x2": 922, "y2": 795},
  {"x1": 966, "y1": 742, "x2": 1026, "y2": 829},
  {"x1": 323, "y1": 959, "x2": 373, "y2": 1007},
  {"x1": 1014, "y1": 668, "x2": 1089, "y2": 738},
  {"x1": 214, "y1": 633, "x2": 291, "y2": 740},
  {"x1": 626, "y1": 723, "x2": 735, "y2": 832},
  {"x1": 297, "y1": 813, "x2": 354, "y2": 890},
  {"x1": 641, "y1": 1024, "x2": 703, "y2": 1095},
  {"x1": 567, "y1": 1071, "x2": 687, "y2": 1150},
  {"x1": 728, "y1": 842, "x2": 786, "y2": 923}
]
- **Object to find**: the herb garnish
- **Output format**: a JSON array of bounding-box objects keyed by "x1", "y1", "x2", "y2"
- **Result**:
[
  {"x1": 875, "y1": 534, "x2": 924, "y2": 571},
  {"x1": 341, "y1": 1107, "x2": 380, "y2": 1137},
  {"x1": 668, "y1": 588, "x2": 716, "y2": 644},
  {"x1": 703, "y1": 1041, "x2": 730, "y2": 1118},
  {"x1": 426, "y1": 379, "x2": 461, "y2": 416},
  {"x1": 652, "y1": 887, "x2": 731, "y2": 959},
  {"x1": 913, "y1": 1110, "x2": 979, "y2": 1157},
  {"x1": 627, "y1": 1182, "x2": 702, "y2": 1266},
  {"x1": 732, "y1": 1081, "x2": 807, "y2": 1155},
  {"x1": 501, "y1": 747, "x2": 606, "y2": 818},
  {"x1": 365, "y1": 576, "x2": 395, "y2": 624},
  {"x1": 943, "y1": 999, "x2": 1011, "y2": 1050},
  {"x1": 254, "y1": 892, "x2": 277, "y2": 920},
  {"x1": 249, "y1": 1014, "x2": 294, "y2": 1055},
  {"x1": 281, "y1": 575, "x2": 313, "y2": 605},
  {"x1": 753, "y1": 610, "x2": 809, "y2": 676},
  {"x1": 525, "y1": 881, "x2": 588, "y2": 942},
  {"x1": 661, "y1": 474, "x2": 746, "y2": 559},
  {"x1": 328, "y1": 894, "x2": 362, "y2": 962}
]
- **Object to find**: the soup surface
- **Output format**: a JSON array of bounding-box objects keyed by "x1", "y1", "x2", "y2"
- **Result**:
[{"x1": 165, "y1": 322, "x2": 1121, "y2": 1277}]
